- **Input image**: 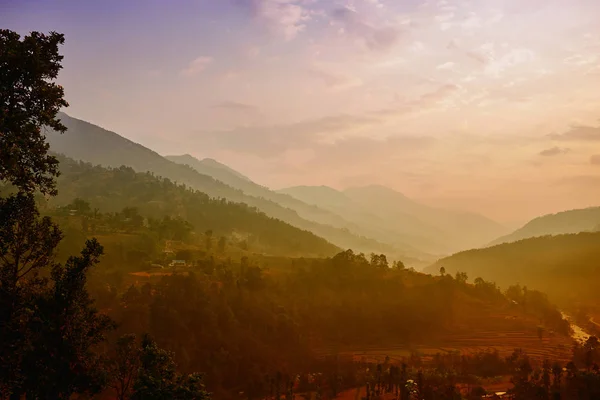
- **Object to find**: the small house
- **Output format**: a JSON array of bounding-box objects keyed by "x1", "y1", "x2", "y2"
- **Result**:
[{"x1": 169, "y1": 260, "x2": 187, "y2": 268}]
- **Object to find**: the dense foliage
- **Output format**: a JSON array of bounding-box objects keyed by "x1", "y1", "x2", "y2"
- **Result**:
[
  {"x1": 0, "y1": 29, "x2": 68, "y2": 196},
  {"x1": 85, "y1": 247, "x2": 572, "y2": 398},
  {"x1": 48, "y1": 156, "x2": 340, "y2": 257},
  {"x1": 429, "y1": 232, "x2": 600, "y2": 303},
  {"x1": 0, "y1": 29, "x2": 209, "y2": 400}
]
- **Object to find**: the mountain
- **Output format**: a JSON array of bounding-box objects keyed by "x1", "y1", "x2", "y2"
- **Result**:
[
  {"x1": 166, "y1": 155, "x2": 253, "y2": 187},
  {"x1": 49, "y1": 155, "x2": 339, "y2": 257},
  {"x1": 280, "y1": 184, "x2": 507, "y2": 255},
  {"x1": 165, "y1": 155, "x2": 432, "y2": 263},
  {"x1": 489, "y1": 207, "x2": 600, "y2": 246},
  {"x1": 46, "y1": 113, "x2": 423, "y2": 263},
  {"x1": 165, "y1": 155, "x2": 368, "y2": 234},
  {"x1": 425, "y1": 232, "x2": 600, "y2": 303}
]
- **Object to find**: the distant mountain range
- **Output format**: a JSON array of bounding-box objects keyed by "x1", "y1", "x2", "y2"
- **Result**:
[
  {"x1": 279, "y1": 185, "x2": 508, "y2": 255},
  {"x1": 47, "y1": 113, "x2": 424, "y2": 264},
  {"x1": 489, "y1": 207, "x2": 600, "y2": 246},
  {"x1": 47, "y1": 113, "x2": 600, "y2": 266}
]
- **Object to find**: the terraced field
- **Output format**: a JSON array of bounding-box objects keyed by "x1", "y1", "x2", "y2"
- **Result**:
[{"x1": 314, "y1": 313, "x2": 576, "y2": 364}]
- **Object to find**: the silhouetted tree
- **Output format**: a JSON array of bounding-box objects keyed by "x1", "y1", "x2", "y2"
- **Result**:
[
  {"x1": 131, "y1": 335, "x2": 210, "y2": 400},
  {"x1": 0, "y1": 29, "x2": 69, "y2": 196}
]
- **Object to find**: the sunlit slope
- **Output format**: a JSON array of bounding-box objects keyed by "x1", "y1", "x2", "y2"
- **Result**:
[
  {"x1": 426, "y1": 232, "x2": 600, "y2": 302},
  {"x1": 489, "y1": 207, "x2": 600, "y2": 246}
]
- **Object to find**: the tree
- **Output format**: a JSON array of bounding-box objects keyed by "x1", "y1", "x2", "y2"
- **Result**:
[
  {"x1": 0, "y1": 193, "x2": 62, "y2": 395},
  {"x1": 370, "y1": 253, "x2": 388, "y2": 269},
  {"x1": 0, "y1": 30, "x2": 69, "y2": 196},
  {"x1": 109, "y1": 334, "x2": 142, "y2": 400},
  {"x1": 0, "y1": 29, "x2": 115, "y2": 398},
  {"x1": 439, "y1": 266, "x2": 446, "y2": 276},
  {"x1": 22, "y1": 239, "x2": 115, "y2": 398},
  {"x1": 455, "y1": 271, "x2": 468, "y2": 284},
  {"x1": 393, "y1": 260, "x2": 406, "y2": 270},
  {"x1": 131, "y1": 335, "x2": 210, "y2": 400}
]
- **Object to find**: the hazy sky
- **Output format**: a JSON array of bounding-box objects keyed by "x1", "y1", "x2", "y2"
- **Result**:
[{"x1": 3, "y1": 0, "x2": 600, "y2": 223}]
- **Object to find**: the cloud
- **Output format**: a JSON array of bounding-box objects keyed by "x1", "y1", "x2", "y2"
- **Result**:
[
  {"x1": 484, "y1": 48, "x2": 535, "y2": 77},
  {"x1": 437, "y1": 61, "x2": 455, "y2": 70},
  {"x1": 548, "y1": 125, "x2": 600, "y2": 141},
  {"x1": 330, "y1": 6, "x2": 402, "y2": 51},
  {"x1": 373, "y1": 84, "x2": 461, "y2": 117},
  {"x1": 308, "y1": 64, "x2": 363, "y2": 91},
  {"x1": 212, "y1": 101, "x2": 259, "y2": 112},
  {"x1": 181, "y1": 56, "x2": 213, "y2": 76},
  {"x1": 236, "y1": 0, "x2": 311, "y2": 40},
  {"x1": 307, "y1": 135, "x2": 435, "y2": 170},
  {"x1": 591, "y1": 155, "x2": 600, "y2": 165},
  {"x1": 539, "y1": 147, "x2": 570, "y2": 156},
  {"x1": 555, "y1": 175, "x2": 600, "y2": 187},
  {"x1": 194, "y1": 114, "x2": 381, "y2": 157}
]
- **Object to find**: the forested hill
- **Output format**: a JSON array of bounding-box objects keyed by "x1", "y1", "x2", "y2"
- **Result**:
[
  {"x1": 426, "y1": 232, "x2": 600, "y2": 303},
  {"x1": 489, "y1": 207, "x2": 600, "y2": 246},
  {"x1": 46, "y1": 113, "x2": 420, "y2": 262},
  {"x1": 50, "y1": 155, "x2": 340, "y2": 257},
  {"x1": 164, "y1": 154, "x2": 373, "y2": 243}
]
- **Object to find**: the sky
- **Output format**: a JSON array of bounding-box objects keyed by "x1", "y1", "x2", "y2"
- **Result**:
[{"x1": 3, "y1": 0, "x2": 600, "y2": 224}]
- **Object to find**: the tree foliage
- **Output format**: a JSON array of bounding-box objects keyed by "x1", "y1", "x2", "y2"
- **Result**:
[{"x1": 0, "y1": 29, "x2": 69, "y2": 196}]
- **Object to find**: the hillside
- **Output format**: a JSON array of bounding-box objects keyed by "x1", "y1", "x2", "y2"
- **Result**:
[
  {"x1": 489, "y1": 207, "x2": 600, "y2": 246},
  {"x1": 164, "y1": 155, "x2": 368, "y2": 237},
  {"x1": 280, "y1": 184, "x2": 507, "y2": 255},
  {"x1": 89, "y1": 248, "x2": 573, "y2": 396},
  {"x1": 168, "y1": 156, "x2": 436, "y2": 260},
  {"x1": 46, "y1": 113, "x2": 424, "y2": 263},
  {"x1": 49, "y1": 155, "x2": 340, "y2": 257},
  {"x1": 425, "y1": 232, "x2": 600, "y2": 303}
]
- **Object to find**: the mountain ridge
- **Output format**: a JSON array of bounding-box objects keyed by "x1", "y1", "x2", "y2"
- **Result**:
[
  {"x1": 280, "y1": 184, "x2": 507, "y2": 255},
  {"x1": 489, "y1": 206, "x2": 600, "y2": 246},
  {"x1": 47, "y1": 112, "x2": 427, "y2": 264}
]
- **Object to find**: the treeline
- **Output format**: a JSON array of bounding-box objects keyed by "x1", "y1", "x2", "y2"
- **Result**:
[
  {"x1": 429, "y1": 232, "x2": 600, "y2": 303},
  {"x1": 50, "y1": 156, "x2": 339, "y2": 258},
  {"x1": 87, "y1": 249, "x2": 572, "y2": 397}
]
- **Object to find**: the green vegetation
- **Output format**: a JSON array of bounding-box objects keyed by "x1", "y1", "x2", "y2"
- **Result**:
[
  {"x1": 0, "y1": 29, "x2": 208, "y2": 399},
  {"x1": 45, "y1": 114, "x2": 422, "y2": 263},
  {"x1": 489, "y1": 207, "x2": 600, "y2": 246},
  {"x1": 89, "y1": 249, "x2": 572, "y2": 398},
  {"x1": 428, "y1": 232, "x2": 600, "y2": 303},
  {"x1": 6, "y1": 26, "x2": 600, "y2": 400},
  {"x1": 48, "y1": 155, "x2": 340, "y2": 258}
]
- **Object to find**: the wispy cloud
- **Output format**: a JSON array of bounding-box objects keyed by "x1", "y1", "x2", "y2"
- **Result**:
[
  {"x1": 193, "y1": 114, "x2": 381, "y2": 157},
  {"x1": 212, "y1": 101, "x2": 259, "y2": 112},
  {"x1": 236, "y1": 0, "x2": 311, "y2": 40},
  {"x1": 181, "y1": 56, "x2": 213, "y2": 77},
  {"x1": 539, "y1": 147, "x2": 570, "y2": 157},
  {"x1": 308, "y1": 64, "x2": 363, "y2": 91},
  {"x1": 549, "y1": 125, "x2": 600, "y2": 141},
  {"x1": 330, "y1": 6, "x2": 402, "y2": 52}
]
